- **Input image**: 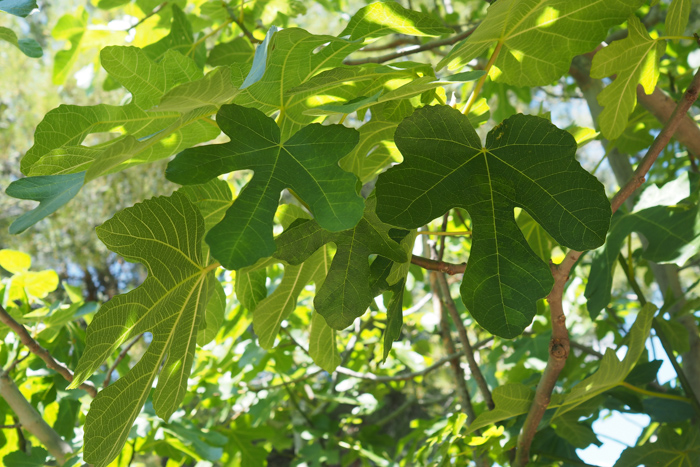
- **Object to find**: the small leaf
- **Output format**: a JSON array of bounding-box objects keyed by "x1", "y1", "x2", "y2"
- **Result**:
[
  {"x1": 439, "y1": 0, "x2": 645, "y2": 85},
  {"x1": 340, "y1": 1, "x2": 451, "y2": 41},
  {"x1": 375, "y1": 106, "x2": 610, "y2": 338},
  {"x1": 309, "y1": 310, "x2": 341, "y2": 372},
  {"x1": 142, "y1": 5, "x2": 205, "y2": 67},
  {"x1": 274, "y1": 195, "x2": 407, "y2": 329},
  {"x1": 591, "y1": 16, "x2": 666, "y2": 139},
  {"x1": 6, "y1": 172, "x2": 85, "y2": 234},
  {"x1": 241, "y1": 25, "x2": 279, "y2": 90},
  {"x1": 166, "y1": 104, "x2": 364, "y2": 270}
]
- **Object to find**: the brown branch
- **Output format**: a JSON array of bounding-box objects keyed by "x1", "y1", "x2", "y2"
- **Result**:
[
  {"x1": 0, "y1": 306, "x2": 97, "y2": 398},
  {"x1": 0, "y1": 423, "x2": 21, "y2": 429},
  {"x1": 514, "y1": 64, "x2": 700, "y2": 467},
  {"x1": 343, "y1": 26, "x2": 477, "y2": 65},
  {"x1": 411, "y1": 255, "x2": 466, "y2": 275},
  {"x1": 359, "y1": 36, "x2": 422, "y2": 52},
  {"x1": 0, "y1": 370, "x2": 73, "y2": 464},
  {"x1": 434, "y1": 272, "x2": 494, "y2": 410},
  {"x1": 103, "y1": 333, "x2": 144, "y2": 388}
]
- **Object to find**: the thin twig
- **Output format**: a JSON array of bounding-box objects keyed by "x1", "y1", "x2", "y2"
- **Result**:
[
  {"x1": 129, "y1": 2, "x2": 168, "y2": 30},
  {"x1": 103, "y1": 334, "x2": 144, "y2": 388},
  {"x1": 417, "y1": 230, "x2": 472, "y2": 236},
  {"x1": 411, "y1": 255, "x2": 466, "y2": 275},
  {"x1": 434, "y1": 272, "x2": 494, "y2": 410},
  {"x1": 343, "y1": 26, "x2": 477, "y2": 65},
  {"x1": 0, "y1": 306, "x2": 97, "y2": 398},
  {"x1": 0, "y1": 423, "x2": 21, "y2": 429},
  {"x1": 514, "y1": 64, "x2": 700, "y2": 467},
  {"x1": 335, "y1": 351, "x2": 466, "y2": 382}
]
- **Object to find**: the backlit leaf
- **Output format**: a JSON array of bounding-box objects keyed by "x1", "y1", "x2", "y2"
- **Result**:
[{"x1": 614, "y1": 426, "x2": 700, "y2": 466}]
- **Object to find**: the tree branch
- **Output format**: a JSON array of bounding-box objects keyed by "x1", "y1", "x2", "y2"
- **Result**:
[
  {"x1": 0, "y1": 370, "x2": 73, "y2": 464},
  {"x1": 343, "y1": 27, "x2": 477, "y2": 65},
  {"x1": 434, "y1": 272, "x2": 494, "y2": 410},
  {"x1": 411, "y1": 255, "x2": 466, "y2": 274},
  {"x1": 0, "y1": 306, "x2": 97, "y2": 397},
  {"x1": 103, "y1": 333, "x2": 144, "y2": 388},
  {"x1": 514, "y1": 63, "x2": 700, "y2": 467}
]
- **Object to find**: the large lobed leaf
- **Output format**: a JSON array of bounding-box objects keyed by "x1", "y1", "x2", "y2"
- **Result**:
[
  {"x1": 375, "y1": 105, "x2": 611, "y2": 338},
  {"x1": 68, "y1": 191, "x2": 225, "y2": 467},
  {"x1": 339, "y1": 1, "x2": 451, "y2": 41},
  {"x1": 439, "y1": 0, "x2": 644, "y2": 86},
  {"x1": 166, "y1": 103, "x2": 364, "y2": 270}
]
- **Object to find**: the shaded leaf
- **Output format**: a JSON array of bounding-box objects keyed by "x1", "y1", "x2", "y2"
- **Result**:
[
  {"x1": 0, "y1": 26, "x2": 42, "y2": 57},
  {"x1": 274, "y1": 195, "x2": 407, "y2": 329},
  {"x1": 0, "y1": 0, "x2": 37, "y2": 17},
  {"x1": 375, "y1": 106, "x2": 610, "y2": 338},
  {"x1": 166, "y1": 103, "x2": 364, "y2": 270},
  {"x1": 614, "y1": 427, "x2": 700, "y2": 467}
]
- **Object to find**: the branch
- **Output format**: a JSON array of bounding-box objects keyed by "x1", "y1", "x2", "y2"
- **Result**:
[
  {"x1": 0, "y1": 305, "x2": 97, "y2": 397},
  {"x1": 334, "y1": 351, "x2": 465, "y2": 382},
  {"x1": 434, "y1": 272, "x2": 495, "y2": 410},
  {"x1": 343, "y1": 27, "x2": 477, "y2": 65},
  {"x1": 514, "y1": 62, "x2": 700, "y2": 467},
  {"x1": 411, "y1": 255, "x2": 466, "y2": 274},
  {"x1": 0, "y1": 370, "x2": 73, "y2": 464},
  {"x1": 103, "y1": 333, "x2": 144, "y2": 388}
]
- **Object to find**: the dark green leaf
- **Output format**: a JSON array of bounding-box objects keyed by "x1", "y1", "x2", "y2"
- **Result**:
[
  {"x1": 614, "y1": 426, "x2": 700, "y2": 467},
  {"x1": 166, "y1": 103, "x2": 364, "y2": 270},
  {"x1": 0, "y1": 0, "x2": 37, "y2": 17},
  {"x1": 375, "y1": 106, "x2": 610, "y2": 338}
]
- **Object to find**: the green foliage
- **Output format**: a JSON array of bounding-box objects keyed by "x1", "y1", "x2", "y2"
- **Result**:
[
  {"x1": 374, "y1": 106, "x2": 610, "y2": 337},
  {"x1": 2, "y1": 0, "x2": 700, "y2": 466}
]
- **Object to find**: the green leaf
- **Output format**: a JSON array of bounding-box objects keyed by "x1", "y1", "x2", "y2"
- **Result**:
[
  {"x1": 339, "y1": 116, "x2": 402, "y2": 183},
  {"x1": 469, "y1": 383, "x2": 536, "y2": 433},
  {"x1": 655, "y1": 318, "x2": 691, "y2": 354},
  {"x1": 241, "y1": 25, "x2": 279, "y2": 90},
  {"x1": 438, "y1": 0, "x2": 644, "y2": 85},
  {"x1": 142, "y1": 5, "x2": 206, "y2": 67},
  {"x1": 235, "y1": 263, "x2": 269, "y2": 311},
  {"x1": 665, "y1": 0, "x2": 691, "y2": 38},
  {"x1": 207, "y1": 37, "x2": 255, "y2": 67},
  {"x1": 0, "y1": 27, "x2": 42, "y2": 57},
  {"x1": 554, "y1": 303, "x2": 656, "y2": 418},
  {"x1": 309, "y1": 309, "x2": 341, "y2": 372},
  {"x1": 382, "y1": 279, "x2": 405, "y2": 361},
  {"x1": 100, "y1": 46, "x2": 202, "y2": 109},
  {"x1": 591, "y1": 16, "x2": 666, "y2": 140},
  {"x1": 0, "y1": 0, "x2": 37, "y2": 17},
  {"x1": 274, "y1": 195, "x2": 407, "y2": 329},
  {"x1": 340, "y1": 1, "x2": 451, "y2": 42},
  {"x1": 2, "y1": 448, "x2": 47, "y2": 467},
  {"x1": 166, "y1": 103, "x2": 364, "y2": 270},
  {"x1": 51, "y1": 9, "x2": 88, "y2": 85},
  {"x1": 516, "y1": 210, "x2": 557, "y2": 262},
  {"x1": 375, "y1": 106, "x2": 611, "y2": 338},
  {"x1": 6, "y1": 172, "x2": 85, "y2": 234},
  {"x1": 68, "y1": 192, "x2": 220, "y2": 467},
  {"x1": 614, "y1": 426, "x2": 700, "y2": 467},
  {"x1": 585, "y1": 174, "x2": 699, "y2": 319},
  {"x1": 253, "y1": 246, "x2": 330, "y2": 349},
  {"x1": 0, "y1": 249, "x2": 31, "y2": 274}
]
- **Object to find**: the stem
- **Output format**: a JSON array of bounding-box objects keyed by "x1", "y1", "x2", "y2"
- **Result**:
[
  {"x1": 619, "y1": 381, "x2": 691, "y2": 403},
  {"x1": 434, "y1": 271, "x2": 494, "y2": 410},
  {"x1": 417, "y1": 230, "x2": 472, "y2": 236},
  {"x1": 103, "y1": 334, "x2": 144, "y2": 388},
  {"x1": 411, "y1": 255, "x2": 466, "y2": 274},
  {"x1": 0, "y1": 370, "x2": 73, "y2": 464},
  {"x1": 462, "y1": 41, "x2": 503, "y2": 115},
  {"x1": 0, "y1": 305, "x2": 97, "y2": 397}
]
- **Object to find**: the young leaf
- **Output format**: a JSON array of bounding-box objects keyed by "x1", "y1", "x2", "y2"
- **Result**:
[
  {"x1": 340, "y1": 1, "x2": 452, "y2": 42},
  {"x1": 142, "y1": 4, "x2": 206, "y2": 67},
  {"x1": 585, "y1": 174, "x2": 699, "y2": 318},
  {"x1": 166, "y1": 103, "x2": 364, "y2": 270},
  {"x1": 68, "y1": 192, "x2": 220, "y2": 467},
  {"x1": 438, "y1": 0, "x2": 644, "y2": 85},
  {"x1": 309, "y1": 310, "x2": 341, "y2": 372},
  {"x1": 374, "y1": 105, "x2": 611, "y2": 338},
  {"x1": 591, "y1": 16, "x2": 666, "y2": 139},
  {"x1": 274, "y1": 195, "x2": 408, "y2": 329},
  {"x1": 554, "y1": 303, "x2": 656, "y2": 418},
  {"x1": 665, "y1": 0, "x2": 691, "y2": 38}
]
